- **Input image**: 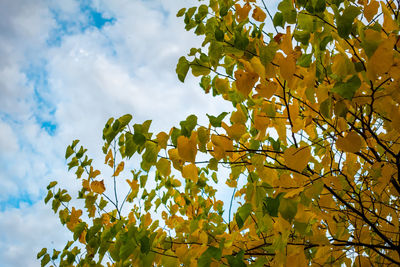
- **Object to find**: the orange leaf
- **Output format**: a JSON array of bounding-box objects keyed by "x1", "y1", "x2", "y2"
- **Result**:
[
  {"x1": 91, "y1": 180, "x2": 106, "y2": 194},
  {"x1": 364, "y1": 0, "x2": 379, "y2": 22},
  {"x1": 156, "y1": 132, "x2": 169, "y2": 149},
  {"x1": 283, "y1": 146, "x2": 311, "y2": 172},
  {"x1": 67, "y1": 207, "x2": 82, "y2": 231},
  {"x1": 235, "y1": 3, "x2": 251, "y2": 22},
  {"x1": 211, "y1": 134, "x2": 234, "y2": 160},
  {"x1": 182, "y1": 163, "x2": 198, "y2": 183},
  {"x1": 113, "y1": 161, "x2": 124, "y2": 176},
  {"x1": 89, "y1": 166, "x2": 101, "y2": 179},
  {"x1": 336, "y1": 132, "x2": 362, "y2": 153},
  {"x1": 82, "y1": 179, "x2": 90, "y2": 191},
  {"x1": 252, "y1": 6, "x2": 266, "y2": 22},
  {"x1": 278, "y1": 54, "x2": 296, "y2": 81},
  {"x1": 234, "y1": 69, "x2": 259, "y2": 96},
  {"x1": 222, "y1": 122, "x2": 247, "y2": 141},
  {"x1": 177, "y1": 133, "x2": 197, "y2": 163},
  {"x1": 105, "y1": 148, "x2": 113, "y2": 164},
  {"x1": 255, "y1": 81, "x2": 277, "y2": 99}
]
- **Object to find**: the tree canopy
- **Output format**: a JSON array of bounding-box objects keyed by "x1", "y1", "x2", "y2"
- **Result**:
[{"x1": 39, "y1": 0, "x2": 400, "y2": 266}]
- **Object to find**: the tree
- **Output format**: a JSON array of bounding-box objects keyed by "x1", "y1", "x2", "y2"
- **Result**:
[{"x1": 38, "y1": 0, "x2": 400, "y2": 266}]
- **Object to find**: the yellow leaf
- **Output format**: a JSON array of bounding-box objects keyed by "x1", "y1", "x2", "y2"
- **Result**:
[
  {"x1": 281, "y1": 27, "x2": 293, "y2": 55},
  {"x1": 381, "y1": 1, "x2": 398, "y2": 32},
  {"x1": 364, "y1": 0, "x2": 379, "y2": 22},
  {"x1": 235, "y1": 3, "x2": 251, "y2": 22},
  {"x1": 255, "y1": 81, "x2": 277, "y2": 99},
  {"x1": 126, "y1": 179, "x2": 139, "y2": 194},
  {"x1": 336, "y1": 132, "x2": 362, "y2": 153},
  {"x1": 175, "y1": 245, "x2": 188, "y2": 261},
  {"x1": 234, "y1": 69, "x2": 259, "y2": 96},
  {"x1": 105, "y1": 148, "x2": 113, "y2": 165},
  {"x1": 277, "y1": 53, "x2": 296, "y2": 81},
  {"x1": 91, "y1": 180, "x2": 106, "y2": 194},
  {"x1": 250, "y1": 57, "x2": 265, "y2": 80},
  {"x1": 211, "y1": 134, "x2": 234, "y2": 160},
  {"x1": 156, "y1": 158, "x2": 171, "y2": 177},
  {"x1": 222, "y1": 122, "x2": 247, "y2": 141},
  {"x1": 252, "y1": 6, "x2": 266, "y2": 22},
  {"x1": 284, "y1": 187, "x2": 304, "y2": 198},
  {"x1": 367, "y1": 37, "x2": 394, "y2": 79},
  {"x1": 231, "y1": 105, "x2": 247, "y2": 124},
  {"x1": 79, "y1": 229, "x2": 86, "y2": 244},
  {"x1": 156, "y1": 132, "x2": 169, "y2": 149},
  {"x1": 143, "y1": 212, "x2": 152, "y2": 227},
  {"x1": 214, "y1": 77, "x2": 230, "y2": 94},
  {"x1": 82, "y1": 179, "x2": 90, "y2": 191},
  {"x1": 168, "y1": 148, "x2": 183, "y2": 170},
  {"x1": 253, "y1": 111, "x2": 270, "y2": 132},
  {"x1": 113, "y1": 161, "x2": 124, "y2": 176},
  {"x1": 67, "y1": 207, "x2": 82, "y2": 231},
  {"x1": 89, "y1": 166, "x2": 101, "y2": 179},
  {"x1": 283, "y1": 146, "x2": 311, "y2": 172},
  {"x1": 331, "y1": 54, "x2": 354, "y2": 77},
  {"x1": 182, "y1": 163, "x2": 198, "y2": 183},
  {"x1": 177, "y1": 133, "x2": 197, "y2": 163}
]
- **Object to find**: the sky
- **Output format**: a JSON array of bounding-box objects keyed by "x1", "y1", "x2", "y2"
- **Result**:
[{"x1": 0, "y1": 0, "x2": 277, "y2": 265}]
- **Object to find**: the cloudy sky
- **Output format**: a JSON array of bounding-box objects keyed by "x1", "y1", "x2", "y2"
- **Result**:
[{"x1": 0, "y1": 0, "x2": 278, "y2": 265}]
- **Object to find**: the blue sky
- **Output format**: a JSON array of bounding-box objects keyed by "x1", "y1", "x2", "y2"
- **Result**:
[{"x1": 0, "y1": 0, "x2": 278, "y2": 265}]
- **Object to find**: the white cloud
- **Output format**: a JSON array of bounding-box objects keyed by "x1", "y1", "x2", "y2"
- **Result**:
[
  {"x1": 0, "y1": 202, "x2": 70, "y2": 267},
  {"x1": 0, "y1": 0, "x2": 281, "y2": 265}
]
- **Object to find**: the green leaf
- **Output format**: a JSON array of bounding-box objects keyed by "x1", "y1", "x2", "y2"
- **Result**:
[
  {"x1": 208, "y1": 158, "x2": 218, "y2": 171},
  {"x1": 51, "y1": 249, "x2": 60, "y2": 260},
  {"x1": 294, "y1": 30, "x2": 310, "y2": 45},
  {"x1": 264, "y1": 194, "x2": 282, "y2": 217},
  {"x1": 226, "y1": 250, "x2": 246, "y2": 267},
  {"x1": 125, "y1": 132, "x2": 136, "y2": 158},
  {"x1": 65, "y1": 146, "x2": 74, "y2": 159},
  {"x1": 273, "y1": 12, "x2": 284, "y2": 28},
  {"x1": 314, "y1": 0, "x2": 326, "y2": 13},
  {"x1": 319, "y1": 35, "x2": 333, "y2": 50},
  {"x1": 71, "y1": 139, "x2": 79, "y2": 149},
  {"x1": 119, "y1": 240, "x2": 136, "y2": 261},
  {"x1": 118, "y1": 114, "x2": 132, "y2": 129},
  {"x1": 220, "y1": 6, "x2": 228, "y2": 17},
  {"x1": 337, "y1": 6, "x2": 360, "y2": 39},
  {"x1": 215, "y1": 28, "x2": 224, "y2": 41},
  {"x1": 176, "y1": 8, "x2": 186, "y2": 17},
  {"x1": 37, "y1": 248, "x2": 47, "y2": 259},
  {"x1": 320, "y1": 98, "x2": 332, "y2": 119},
  {"x1": 198, "y1": 246, "x2": 222, "y2": 267},
  {"x1": 235, "y1": 203, "x2": 252, "y2": 229},
  {"x1": 176, "y1": 56, "x2": 190, "y2": 82},
  {"x1": 279, "y1": 197, "x2": 298, "y2": 222},
  {"x1": 234, "y1": 30, "x2": 249, "y2": 50},
  {"x1": 46, "y1": 181, "x2": 57, "y2": 190},
  {"x1": 278, "y1": 0, "x2": 297, "y2": 23},
  {"x1": 207, "y1": 112, "x2": 228, "y2": 127},
  {"x1": 140, "y1": 236, "x2": 150, "y2": 254},
  {"x1": 260, "y1": 41, "x2": 278, "y2": 67},
  {"x1": 180, "y1": 114, "x2": 198, "y2": 137},
  {"x1": 297, "y1": 54, "x2": 312, "y2": 68},
  {"x1": 294, "y1": 221, "x2": 309, "y2": 235},
  {"x1": 41, "y1": 254, "x2": 50, "y2": 267},
  {"x1": 73, "y1": 222, "x2": 86, "y2": 241},
  {"x1": 191, "y1": 63, "x2": 211, "y2": 76},
  {"x1": 196, "y1": 5, "x2": 208, "y2": 22},
  {"x1": 67, "y1": 157, "x2": 79, "y2": 170},
  {"x1": 331, "y1": 75, "x2": 361, "y2": 100},
  {"x1": 44, "y1": 190, "x2": 53, "y2": 204},
  {"x1": 133, "y1": 132, "x2": 146, "y2": 146}
]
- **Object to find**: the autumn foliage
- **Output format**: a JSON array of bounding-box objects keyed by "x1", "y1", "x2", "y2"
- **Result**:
[{"x1": 39, "y1": 0, "x2": 400, "y2": 266}]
